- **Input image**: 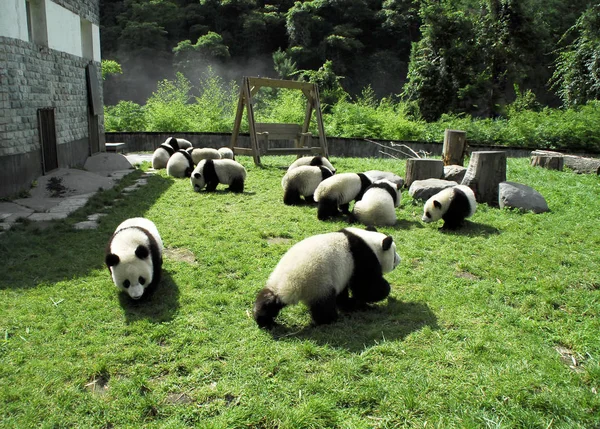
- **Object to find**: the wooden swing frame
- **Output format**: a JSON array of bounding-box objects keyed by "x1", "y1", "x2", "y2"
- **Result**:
[{"x1": 229, "y1": 77, "x2": 329, "y2": 165}]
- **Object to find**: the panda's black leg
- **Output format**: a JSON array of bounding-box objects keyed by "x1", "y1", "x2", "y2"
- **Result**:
[
  {"x1": 304, "y1": 194, "x2": 315, "y2": 204},
  {"x1": 309, "y1": 289, "x2": 338, "y2": 325},
  {"x1": 317, "y1": 198, "x2": 340, "y2": 220},
  {"x1": 283, "y1": 188, "x2": 302, "y2": 205},
  {"x1": 351, "y1": 278, "x2": 391, "y2": 304},
  {"x1": 206, "y1": 181, "x2": 219, "y2": 192},
  {"x1": 340, "y1": 203, "x2": 351, "y2": 214},
  {"x1": 253, "y1": 289, "x2": 286, "y2": 329},
  {"x1": 336, "y1": 287, "x2": 356, "y2": 311},
  {"x1": 229, "y1": 177, "x2": 244, "y2": 193}
]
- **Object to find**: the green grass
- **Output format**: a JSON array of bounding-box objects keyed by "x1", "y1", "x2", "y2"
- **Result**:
[{"x1": 1, "y1": 156, "x2": 599, "y2": 428}]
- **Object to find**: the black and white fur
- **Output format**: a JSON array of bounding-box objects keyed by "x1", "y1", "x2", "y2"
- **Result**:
[
  {"x1": 173, "y1": 138, "x2": 192, "y2": 150},
  {"x1": 314, "y1": 173, "x2": 372, "y2": 220},
  {"x1": 166, "y1": 149, "x2": 195, "y2": 178},
  {"x1": 218, "y1": 147, "x2": 234, "y2": 160},
  {"x1": 105, "y1": 217, "x2": 163, "y2": 300},
  {"x1": 253, "y1": 227, "x2": 401, "y2": 328},
  {"x1": 422, "y1": 184, "x2": 477, "y2": 229},
  {"x1": 281, "y1": 165, "x2": 334, "y2": 205},
  {"x1": 287, "y1": 156, "x2": 336, "y2": 174},
  {"x1": 190, "y1": 158, "x2": 247, "y2": 192},
  {"x1": 151, "y1": 138, "x2": 179, "y2": 170},
  {"x1": 186, "y1": 147, "x2": 221, "y2": 165},
  {"x1": 353, "y1": 179, "x2": 401, "y2": 226}
]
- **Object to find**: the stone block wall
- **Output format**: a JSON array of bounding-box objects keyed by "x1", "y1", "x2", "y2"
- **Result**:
[
  {"x1": 0, "y1": 36, "x2": 104, "y2": 198},
  {"x1": 52, "y1": 0, "x2": 99, "y2": 24}
]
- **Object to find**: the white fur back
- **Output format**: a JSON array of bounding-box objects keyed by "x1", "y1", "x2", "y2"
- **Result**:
[
  {"x1": 214, "y1": 159, "x2": 247, "y2": 184},
  {"x1": 266, "y1": 232, "x2": 353, "y2": 305},
  {"x1": 287, "y1": 156, "x2": 335, "y2": 173},
  {"x1": 115, "y1": 217, "x2": 163, "y2": 252},
  {"x1": 151, "y1": 147, "x2": 170, "y2": 169},
  {"x1": 166, "y1": 152, "x2": 192, "y2": 178},
  {"x1": 314, "y1": 173, "x2": 362, "y2": 204},
  {"x1": 353, "y1": 187, "x2": 397, "y2": 226},
  {"x1": 190, "y1": 148, "x2": 220, "y2": 164},
  {"x1": 218, "y1": 147, "x2": 234, "y2": 159},
  {"x1": 281, "y1": 166, "x2": 327, "y2": 196}
]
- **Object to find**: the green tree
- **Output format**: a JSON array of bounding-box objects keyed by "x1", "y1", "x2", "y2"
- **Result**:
[
  {"x1": 101, "y1": 60, "x2": 122, "y2": 80},
  {"x1": 552, "y1": 5, "x2": 600, "y2": 106}
]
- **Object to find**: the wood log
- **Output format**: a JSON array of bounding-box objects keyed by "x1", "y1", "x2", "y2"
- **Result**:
[
  {"x1": 404, "y1": 158, "x2": 444, "y2": 188},
  {"x1": 531, "y1": 155, "x2": 564, "y2": 170},
  {"x1": 442, "y1": 129, "x2": 467, "y2": 166},
  {"x1": 461, "y1": 151, "x2": 507, "y2": 206},
  {"x1": 531, "y1": 150, "x2": 600, "y2": 174}
]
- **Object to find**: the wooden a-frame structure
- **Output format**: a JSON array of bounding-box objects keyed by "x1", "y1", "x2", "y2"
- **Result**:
[{"x1": 229, "y1": 77, "x2": 329, "y2": 165}]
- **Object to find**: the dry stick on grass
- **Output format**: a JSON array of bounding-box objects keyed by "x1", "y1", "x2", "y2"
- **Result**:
[{"x1": 365, "y1": 139, "x2": 429, "y2": 159}]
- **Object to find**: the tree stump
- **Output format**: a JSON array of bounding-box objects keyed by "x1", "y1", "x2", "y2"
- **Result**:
[
  {"x1": 461, "y1": 151, "x2": 507, "y2": 206},
  {"x1": 531, "y1": 150, "x2": 600, "y2": 174},
  {"x1": 442, "y1": 129, "x2": 467, "y2": 166},
  {"x1": 531, "y1": 155, "x2": 564, "y2": 170},
  {"x1": 404, "y1": 158, "x2": 444, "y2": 188}
]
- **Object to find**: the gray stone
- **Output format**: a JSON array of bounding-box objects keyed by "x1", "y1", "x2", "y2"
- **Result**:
[
  {"x1": 28, "y1": 212, "x2": 69, "y2": 221},
  {"x1": 363, "y1": 170, "x2": 405, "y2": 188},
  {"x1": 409, "y1": 179, "x2": 457, "y2": 201},
  {"x1": 499, "y1": 181, "x2": 549, "y2": 214},
  {"x1": 28, "y1": 169, "x2": 116, "y2": 199},
  {"x1": 443, "y1": 165, "x2": 467, "y2": 183},
  {"x1": 84, "y1": 153, "x2": 133, "y2": 174},
  {"x1": 74, "y1": 221, "x2": 99, "y2": 230},
  {"x1": 87, "y1": 213, "x2": 107, "y2": 221},
  {"x1": 5, "y1": 212, "x2": 32, "y2": 223},
  {"x1": 0, "y1": 202, "x2": 34, "y2": 215}
]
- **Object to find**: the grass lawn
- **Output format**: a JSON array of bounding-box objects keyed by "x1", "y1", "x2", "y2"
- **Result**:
[{"x1": 1, "y1": 155, "x2": 599, "y2": 428}]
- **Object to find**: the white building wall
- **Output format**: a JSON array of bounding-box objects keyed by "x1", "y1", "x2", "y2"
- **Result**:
[
  {"x1": 92, "y1": 23, "x2": 101, "y2": 62},
  {"x1": 0, "y1": 0, "x2": 29, "y2": 41},
  {"x1": 46, "y1": 0, "x2": 82, "y2": 57}
]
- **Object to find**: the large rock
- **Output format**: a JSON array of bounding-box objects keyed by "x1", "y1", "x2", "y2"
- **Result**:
[
  {"x1": 409, "y1": 179, "x2": 457, "y2": 201},
  {"x1": 443, "y1": 165, "x2": 467, "y2": 183},
  {"x1": 84, "y1": 152, "x2": 133, "y2": 174},
  {"x1": 363, "y1": 170, "x2": 404, "y2": 188},
  {"x1": 499, "y1": 181, "x2": 549, "y2": 213}
]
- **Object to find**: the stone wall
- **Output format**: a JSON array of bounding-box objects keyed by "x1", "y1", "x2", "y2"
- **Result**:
[
  {"x1": 51, "y1": 0, "x2": 100, "y2": 24},
  {"x1": 0, "y1": 35, "x2": 104, "y2": 198}
]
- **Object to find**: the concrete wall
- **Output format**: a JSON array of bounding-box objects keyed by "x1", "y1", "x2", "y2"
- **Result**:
[
  {"x1": 105, "y1": 132, "x2": 541, "y2": 159},
  {"x1": 0, "y1": 0, "x2": 103, "y2": 199}
]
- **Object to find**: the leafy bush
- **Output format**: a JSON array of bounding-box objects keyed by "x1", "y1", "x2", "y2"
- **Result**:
[
  {"x1": 145, "y1": 73, "x2": 196, "y2": 132},
  {"x1": 189, "y1": 67, "x2": 239, "y2": 133},
  {"x1": 104, "y1": 101, "x2": 146, "y2": 132}
]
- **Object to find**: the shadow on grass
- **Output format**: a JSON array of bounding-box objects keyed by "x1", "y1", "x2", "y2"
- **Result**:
[
  {"x1": 439, "y1": 220, "x2": 500, "y2": 236},
  {"x1": 270, "y1": 297, "x2": 438, "y2": 353},
  {"x1": 0, "y1": 173, "x2": 174, "y2": 290},
  {"x1": 118, "y1": 270, "x2": 180, "y2": 323}
]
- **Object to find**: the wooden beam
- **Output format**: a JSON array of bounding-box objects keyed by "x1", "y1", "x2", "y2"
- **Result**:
[{"x1": 246, "y1": 77, "x2": 314, "y2": 91}]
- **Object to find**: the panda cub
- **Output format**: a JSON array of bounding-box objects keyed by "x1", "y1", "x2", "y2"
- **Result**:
[
  {"x1": 281, "y1": 165, "x2": 334, "y2": 205},
  {"x1": 218, "y1": 147, "x2": 234, "y2": 160},
  {"x1": 287, "y1": 155, "x2": 336, "y2": 174},
  {"x1": 314, "y1": 173, "x2": 372, "y2": 220},
  {"x1": 253, "y1": 227, "x2": 401, "y2": 328},
  {"x1": 166, "y1": 149, "x2": 195, "y2": 178},
  {"x1": 353, "y1": 179, "x2": 401, "y2": 226},
  {"x1": 105, "y1": 217, "x2": 163, "y2": 300},
  {"x1": 152, "y1": 137, "x2": 179, "y2": 170},
  {"x1": 422, "y1": 184, "x2": 477, "y2": 229},
  {"x1": 190, "y1": 158, "x2": 247, "y2": 193},
  {"x1": 186, "y1": 147, "x2": 221, "y2": 165}
]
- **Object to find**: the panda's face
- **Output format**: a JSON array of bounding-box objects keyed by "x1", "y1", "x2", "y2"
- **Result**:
[
  {"x1": 190, "y1": 171, "x2": 206, "y2": 192},
  {"x1": 422, "y1": 198, "x2": 444, "y2": 223},
  {"x1": 378, "y1": 235, "x2": 401, "y2": 273},
  {"x1": 106, "y1": 247, "x2": 153, "y2": 300}
]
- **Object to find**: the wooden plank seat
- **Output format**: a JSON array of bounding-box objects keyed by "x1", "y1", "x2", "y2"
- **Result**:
[
  {"x1": 255, "y1": 123, "x2": 315, "y2": 155},
  {"x1": 105, "y1": 142, "x2": 126, "y2": 153}
]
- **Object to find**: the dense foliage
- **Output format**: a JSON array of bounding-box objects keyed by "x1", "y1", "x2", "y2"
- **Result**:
[
  {"x1": 104, "y1": 71, "x2": 600, "y2": 152},
  {"x1": 100, "y1": 0, "x2": 598, "y2": 120}
]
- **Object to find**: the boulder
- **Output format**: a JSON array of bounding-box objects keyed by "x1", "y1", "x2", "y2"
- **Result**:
[
  {"x1": 409, "y1": 179, "x2": 457, "y2": 201},
  {"x1": 443, "y1": 165, "x2": 467, "y2": 183},
  {"x1": 498, "y1": 181, "x2": 549, "y2": 214}
]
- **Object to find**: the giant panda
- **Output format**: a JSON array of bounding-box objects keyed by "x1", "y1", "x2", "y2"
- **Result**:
[
  {"x1": 353, "y1": 179, "x2": 401, "y2": 226},
  {"x1": 253, "y1": 227, "x2": 401, "y2": 328},
  {"x1": 313, "y1": 173, "x2": 372, "y2": 220},
  {"x1": 190, "y1": 158, "x2": 247, "y2": 193},
  {"x1": 105, "y1": 217, "x2": 163, "y2": 300},
  {"x1": 422, "y1": 184, "x2": 477, "y2": 229},
  {"x1": 287, "y1": 155, "x2": 336, "y2": 174},
  {"x1": 172, "y1": 138, "x2": 193, "y2": 150},
  {"x1": 218, "y1": 147, "x2": 234, "y2": 160},
  {"x1": 281, "y1": 165, "x2": 334, "y2": 205},
  {"x1": 151, "y1": 138, "x2": 180, "y2": 170},
  {"x1": 166, "y1": 149, "x2": 195, "y2": 178},
  {"x1": 186, "y1": 147, "x2": 221, "y2": 165}
]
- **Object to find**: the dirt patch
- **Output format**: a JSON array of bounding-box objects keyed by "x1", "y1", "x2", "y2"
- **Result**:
[
  {"x1": 165, "y1": 393, "x2": 194, "y2": 404},
  {"x1": 555, "y1": 346, "x2": 585, "y2": 373},
  {"x1": 164, "y1": 247, "x2": 197, "y2": 264},
  {"x1": 266, "y1": 237, "x2": 293, "y2": 245},
  {"x1": 456, "y1": 270, "x2": 479, "y2": 281},
  {"x1": 85, "y1": 372, "x2": 110, "y2": 395}
]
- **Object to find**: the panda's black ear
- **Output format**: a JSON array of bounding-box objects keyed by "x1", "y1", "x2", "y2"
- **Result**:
[
  {"x1": 135, "y1": 245, "x2": 150, "y2": 259},
  {"x1": 382, "y1": 236, "x2": 393, "y2": 251},
  {"x1": 433, "y1": 200, "x2": 442, "y2": 209},
  {"x1": 105, "y1": 253, "x2": 120, "y2": 267},
  {"x1": 194, "y1": 172, "x2": 201, "y2": 179}
]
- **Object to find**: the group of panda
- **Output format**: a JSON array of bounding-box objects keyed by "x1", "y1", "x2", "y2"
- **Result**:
[
  {"x1": 280, "y1": 155, "x2": 477, "y2": 231},
  {"x1": 151, "y1": 137, "x2": 247, "y2": 193},
  {"x1": 106, "y1": 151, "x2": 477, "y2": 328}
]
